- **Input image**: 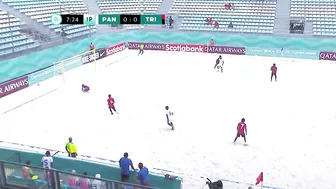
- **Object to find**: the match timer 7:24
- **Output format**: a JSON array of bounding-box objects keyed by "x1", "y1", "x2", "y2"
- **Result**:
[{"x1": 51, "y1": 14, "x2": 84, "y2": 25}]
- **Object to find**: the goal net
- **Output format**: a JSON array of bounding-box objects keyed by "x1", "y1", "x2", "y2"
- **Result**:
[{"x1": 52, "y1": 49, "x2": 98, "y2": 86}]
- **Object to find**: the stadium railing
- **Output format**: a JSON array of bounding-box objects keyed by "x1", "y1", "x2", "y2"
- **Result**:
[
  {"x1": 0, "y1": 145, "x2": 182, "y2": 189},
  {"x1": 0, "y1": 159, "x2": 156, "y2": 189}
]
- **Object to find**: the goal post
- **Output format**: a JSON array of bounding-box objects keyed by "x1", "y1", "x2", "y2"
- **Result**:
[{"x1": 54, "y1": 49, "x2": 97, "y2": 85}]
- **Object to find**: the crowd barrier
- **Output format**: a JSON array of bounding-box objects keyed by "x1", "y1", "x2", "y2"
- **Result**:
[
  {"x1": 0, "y1": 160, "x2": 157, "y2": 189},
  {"x1": 0, "y1": 142, "x2": 182, "y2": 189}
]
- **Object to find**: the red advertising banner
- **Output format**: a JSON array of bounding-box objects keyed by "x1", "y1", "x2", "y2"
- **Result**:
[
  {"x1": 319, "y1": 52, "x2": 336, "y2": 61},
  {"x1": 128, "y1": 42, "x2": 166, "y2": 51},
  {"x1": 0, "y1": 76, "x2": 29, "y2": 98},
  {"x1": 128, "y1": 42, "x2": 245, "y2": 55},
  {"x1": 106, "y1": 42, "x2": 126, "y2": 56},
  {"x1": 206, "y1": 46, "x2": 245, "y2": 55}
]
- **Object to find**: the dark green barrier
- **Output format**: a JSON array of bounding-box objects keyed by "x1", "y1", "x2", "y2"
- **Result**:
[{"x1": 0, "y1": 148, "x2": 182, "y2": 189}]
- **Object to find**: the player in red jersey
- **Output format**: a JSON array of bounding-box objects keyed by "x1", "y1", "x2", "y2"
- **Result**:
[
  {"x1": 107, "y1": 94, "x2": 117, "y2": 115},
  {"x1": 271, "y1": 63, "x2": 277, "y2": 82},
  {"x1": 234, "y1": 118, "x2": 247, "y2": 144}
]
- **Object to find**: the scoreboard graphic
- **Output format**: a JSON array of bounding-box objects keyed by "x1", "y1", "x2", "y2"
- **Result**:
[{"x1": 51, "y1": 14, "x2": 165, "y2": 25}]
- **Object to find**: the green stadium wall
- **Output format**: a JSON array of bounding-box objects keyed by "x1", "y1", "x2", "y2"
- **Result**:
[
  {"x1": 1, "y1": 31, "x2": 336, "y2": 83},
  {"x1": 0, "y1": 147, "x2": 181, "y2": 189}
]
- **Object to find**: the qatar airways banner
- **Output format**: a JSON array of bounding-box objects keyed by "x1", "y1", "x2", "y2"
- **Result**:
[
  {"x1": 106, "y1": 42, "x2": 126, "y2": 57},
  {"x1": 128, "y1": 42, "x2": 245, "y2": 55},
  {"x1": 128, "y1": 42, "x2": 166, "y2": 51},
  {"x1": 0, "y1": 76, "x2": 29, "y2": 98},
  {"x1": 319, "y1": 52, "x2": 336, "y2": 61},
  {"x1": 206, "y1": 46, "x2": 245, "y2": 55}
]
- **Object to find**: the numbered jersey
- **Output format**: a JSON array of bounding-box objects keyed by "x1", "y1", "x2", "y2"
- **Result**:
[
  {"x1": 41, "y1": 156, "x2": 53, "y2": 169},
  {"x1": 237, "y1": 122, "x2": 246, "y2": 135}
]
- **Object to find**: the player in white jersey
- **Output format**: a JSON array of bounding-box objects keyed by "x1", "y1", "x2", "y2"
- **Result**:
[
  {"x1": 165, "y1": 106, "x2": 174, "y2": 130},
  {"x1": 214, "y1": 55, "x2": 224, "y2": 73},
  {"x1": 217, "y1": 56, "x2": 224, "y2": 73},
  {"x1": 41, "y1": 150, "x2": 53, "y2": 169}
]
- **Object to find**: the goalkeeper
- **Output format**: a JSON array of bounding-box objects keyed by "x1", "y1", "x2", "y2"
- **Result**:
[
  {"x1": 138, "y1": 44, "x2": 144, "y2": 56},
  {"x1": 82, "y1": 84, "x2": 90, "y2": 92}
]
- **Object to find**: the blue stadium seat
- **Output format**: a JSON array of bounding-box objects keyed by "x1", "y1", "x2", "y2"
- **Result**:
[
  {"x1": 0, "y1": 9, "x2": 39, "y2": 56},
  {"x1": 169, "y1": 0, "x2": 276, "y2": 34},
  {"x1": 290, "y1": 0, "x2": 336, "y2": 36},
  {"x1": 2, "y1": 0, "x2": 96, "y2": 39}
]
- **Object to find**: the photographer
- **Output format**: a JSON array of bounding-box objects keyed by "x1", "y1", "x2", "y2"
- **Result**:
[{"x1": 205, "y1": 178, "x2": 223, "y2": 189}]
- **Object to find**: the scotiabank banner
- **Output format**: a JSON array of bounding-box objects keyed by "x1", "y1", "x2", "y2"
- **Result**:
[
  {"x1": 206, "y1": 45, "x2": 245, "y2": 55},
  {"x1": 165, "y1": 44, "x2": 206, "y2": 52},
  {"x1": 319, "y1": 52, "x2": 336, "y2": 61},
  {"x1": 106, "y1": 42, "x2": 126, "y2": 56},
  {"x1": 0, "y1": 76, "x2": 29, "y2": 98},
  {"x1": 128, "y1": 42, "x2": 245, "y2": 55}
]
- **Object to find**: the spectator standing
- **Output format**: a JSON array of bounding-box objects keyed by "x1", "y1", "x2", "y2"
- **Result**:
[
  {"x1": 206, "y1": 17, "x2": 213, "y2": 25},
  {"x1": 91, "y1": 174, "x2": 104, "y2": 189},
  {"x1": 169, "y1": 16, "x2": 173, "y2": 27},
  {"x1": 79, "y1": 172, "x2": 90, "y2": 189},
  {"x1": 225, "y1": 3, "x2": 232, "y2": 9},
  {"x1": 209, "y1": 38, "x2": 215, "y2": 46},
  {"x1": 66, "y1": 137, "x2": 72, "y2": 157},
  {"x1": 137, "y1": 163, "x2": 149, "y2": 186},
  {"x1": 228, "y1": 22, "x2": 233, "y2": 28},
  {"x1": 214, "y1": 21, "x2": 219, "y2": 29},
  {"x1": 90, "y1": 42, "x2": 95, "y2": 51},
  {"x1": 61, "y1": 28, "x2": 65, "y2": 37},
  {"x1": 41, "y1": 150, "x2": 53, "y2": 169},
  {"x1": 68, "y1": 170, "x2": 79, "y2": 188},
  {"x1": 41, "y1": 150, "x2": 53, "y2": 182},
  {"x1": 119, "y1": 152, "x2": 136, "y2": 182},
  {"x1": 66, "y1": 137, "x2": 78, "y2": 158}
]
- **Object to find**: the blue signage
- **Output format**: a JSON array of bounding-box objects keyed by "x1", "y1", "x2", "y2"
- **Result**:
[
  {"x1": 246, "y1": 47, "x2": 319, "y2": 60},
  {"x1": 28, "y1": 56, "x2": 82, "y2": 85}
]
